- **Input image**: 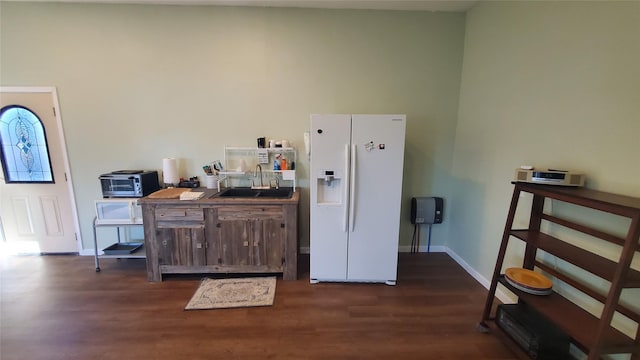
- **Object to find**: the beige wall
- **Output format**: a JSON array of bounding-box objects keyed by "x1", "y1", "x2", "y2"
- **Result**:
[
  {"x1": 452, "y1": 0, "x2": 639, "y2": 277},
  {"x1": 451, "y1": 1, "x2": 639, "y2": 347},
  {"x1": 0, "y1": 2, "x2": 466, "y2": 251}
]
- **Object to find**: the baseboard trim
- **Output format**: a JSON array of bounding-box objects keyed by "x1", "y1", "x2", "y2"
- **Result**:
[
  {"x1": 398, "y1": 245, "x2": 447, "y2": 253},
  {"x1": 300, "y1": 245, "x2": 448, "y2": 255},
  {"x1": 445, "y1": 247, "x2": 513, "y2": 304},
  {"x1": 81, "y1": 244, "x2": 512, "y2": 303}
]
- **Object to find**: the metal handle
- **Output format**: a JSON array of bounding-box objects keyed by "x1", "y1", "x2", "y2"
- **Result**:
[
  {"x1": 128, "y1": 201, "x2": 135, "y2": 222},
  {"x1": 349, "y1": 144, "x2": 356, "y2": 232},
  {"x1": 343, "y1": 144, "x2": 350, "y2": 232}
]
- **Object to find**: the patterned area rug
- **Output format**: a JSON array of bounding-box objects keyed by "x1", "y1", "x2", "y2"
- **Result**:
[{"x1": 185, "y1": 277, "x2": 276, "y2": 310}]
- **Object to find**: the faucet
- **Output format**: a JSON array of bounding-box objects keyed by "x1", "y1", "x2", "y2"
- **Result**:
[{"x1": 252, "y1": 164, "x2": 268, "y2": 189}]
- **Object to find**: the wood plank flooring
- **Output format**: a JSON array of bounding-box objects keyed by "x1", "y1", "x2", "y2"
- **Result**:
[{"x1": 0, "y1": 253, "x2": 520, "y2": 360}]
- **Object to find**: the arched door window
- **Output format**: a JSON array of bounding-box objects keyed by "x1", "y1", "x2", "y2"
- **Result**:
[{"x1": 0, "y1": 105, "x2": 54, "y2": 183}]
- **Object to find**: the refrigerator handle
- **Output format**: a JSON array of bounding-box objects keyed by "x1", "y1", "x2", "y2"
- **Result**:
[
  {"x1": 349, "y1": 144, "x2": 356, "y2": 232},
  {"x1": 343, "y1": 143, "x2": 350, "y2": 233}
]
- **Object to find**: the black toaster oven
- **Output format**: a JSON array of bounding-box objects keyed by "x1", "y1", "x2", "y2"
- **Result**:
[{"x1": 99, "y1": 170, "x2": 160, "y2": 198}]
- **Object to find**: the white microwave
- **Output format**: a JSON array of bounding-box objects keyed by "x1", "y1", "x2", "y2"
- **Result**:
[{"x1": 95, "y1": 199, "x2": 143, "y2": 225}]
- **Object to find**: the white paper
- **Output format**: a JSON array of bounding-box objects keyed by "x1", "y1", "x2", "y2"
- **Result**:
[
  {"x1": 257, "y1": 149, "x2": 269, "y2": 164},
  {"x1": 162, "y1": 158, "x2": 179, "y2": 185}
]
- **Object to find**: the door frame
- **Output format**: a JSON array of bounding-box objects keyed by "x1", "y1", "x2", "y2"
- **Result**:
[{"x1": 0, "y1": 86, "x2": 82, "y2": 253}]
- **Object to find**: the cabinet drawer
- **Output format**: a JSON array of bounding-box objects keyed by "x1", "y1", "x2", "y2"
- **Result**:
[
  {"x1": 218, "y1": 206, "x2": 283, "y2": 220},
  {"x1": 155, "y1": 207, "x2": 204, "y2": 221}
]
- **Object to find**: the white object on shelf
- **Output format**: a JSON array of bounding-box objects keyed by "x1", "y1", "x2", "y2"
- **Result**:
[
  {"x1": 95, "y1": 198, "x2": 142, "y2": 225},
  {"x1": 257, "y1": 149, "x2": 269, "y2": 164},
  {"x1": 205, "y1": 175, "x2": 220, "y2": 191}
]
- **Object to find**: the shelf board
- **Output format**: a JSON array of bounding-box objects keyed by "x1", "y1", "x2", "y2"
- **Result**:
[
  {"x1": 535, "y1": 260, "x2": 640, "y2": 323},
  {"x1": 498, "y1": 276, "x2": 636, "y2": 354},
  {"x1": 99, "y1": 254, "x2": 146, "y2": 259},
  {"x1": 218, "y1": 171, "x2": 247, "y2": 175},
  {"x1": 510, "y1": 230, "x2": 640, "y2": 288},
  {"x1": 99, "y1": 245, "x2": 146, "y2": 258},
  {"x1": 95, "y1": 220, "x2": 143, "y2": 226},
  {"x1": 514, "y1": 182, "x2": 640, "y2": 217},
  {"x1": 225, "y1": 146, "x2": 295, "y2": 151},
  {"x1": 541, "y1": 213, "x2": 629, "y2": 248},
  {"x1": 219, "y1": 170, "x2": 296, "y2": 175}
]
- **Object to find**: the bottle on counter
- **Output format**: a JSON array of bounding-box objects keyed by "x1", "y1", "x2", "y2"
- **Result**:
[{"x1": 273, "y1": 153, "x2": 281, "y2": 170}]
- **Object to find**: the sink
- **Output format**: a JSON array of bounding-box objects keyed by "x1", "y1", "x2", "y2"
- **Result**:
[
  {"x1": 214, "y1": 187, "x2": 293, "y2": 199},
  {"x1": 218, "y1": 188, "x2": 259, "y2": 197}
]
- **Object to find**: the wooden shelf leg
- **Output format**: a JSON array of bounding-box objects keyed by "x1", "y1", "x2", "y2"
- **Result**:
[
  {"x1": 480, "y1": 186, "x2": 522, "y2": 324},
  {"x1": 588, "y1": 215, "x2": 640, "y2": 360}
]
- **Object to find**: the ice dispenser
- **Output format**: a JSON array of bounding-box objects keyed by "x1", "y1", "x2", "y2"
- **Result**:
[
  {"x1": 316, "y1": 170, "x2": 343, "y2": 204},
  {"x1": 323, "y1": 170, "x2": 335, "y2": 184}
]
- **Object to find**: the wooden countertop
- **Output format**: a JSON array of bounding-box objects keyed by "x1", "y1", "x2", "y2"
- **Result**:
[{"x1": 137, "y1": 187, "x2": 300, "y2": 205}]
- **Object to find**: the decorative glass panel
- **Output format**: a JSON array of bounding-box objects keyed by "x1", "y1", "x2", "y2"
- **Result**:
[{"x1": 0, "y1": 105, "x2": 54, "y2": 183}]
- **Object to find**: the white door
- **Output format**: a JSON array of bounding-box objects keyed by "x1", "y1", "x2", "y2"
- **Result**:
[
  {"x1": 309, "y1": 114, "x2": 352, "y2": 281},
  {"x1": 0, "y1": 87, "x2": 80, "y2": 254},
  {"x1": 347, "y1": 114, "x2": 406, "y2": 282}
]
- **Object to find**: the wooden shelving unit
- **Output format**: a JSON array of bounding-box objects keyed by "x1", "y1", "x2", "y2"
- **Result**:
[{"x1": 479, "y1": 182, "x2": 640, "y2": 359}]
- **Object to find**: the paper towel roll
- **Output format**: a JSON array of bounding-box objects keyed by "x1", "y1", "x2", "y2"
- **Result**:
[{"x1": 162, "y1": 158, "x2": 179, "y2": 185}]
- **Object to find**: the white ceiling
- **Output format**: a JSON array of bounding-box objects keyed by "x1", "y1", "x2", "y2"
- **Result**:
[{"x1": 5, "y1": 0, "x2": 478, "y2": 12}]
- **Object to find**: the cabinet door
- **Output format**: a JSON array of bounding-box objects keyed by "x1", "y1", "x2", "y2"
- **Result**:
[
  {"x1": 252, "y1": 218, "x2": 284, "y2": 269},
  {"x1": 155, "y1": 207, "x2": 206, "y2": 266},
  {"x1": 205, "y1": 207, "x2": 253, "y2": 266},
  {"x1": 219, "y1": 219, "x2": 252, "y2": 266},
  {"x1": 212, "y1": 206, "x2": 284, "y2": 269},
  {"x1": 156, "y1": 227, "x2": 206, "y2": 266}
]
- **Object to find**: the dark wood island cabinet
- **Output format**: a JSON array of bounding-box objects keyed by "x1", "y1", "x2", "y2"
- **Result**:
[{"x1": 139, "y1": 188, "x2": 299, "y2": 281}]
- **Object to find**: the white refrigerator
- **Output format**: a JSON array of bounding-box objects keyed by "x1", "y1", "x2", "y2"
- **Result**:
[{"x1": 309, "y1": 114, "x2": 406, "y2": 285}]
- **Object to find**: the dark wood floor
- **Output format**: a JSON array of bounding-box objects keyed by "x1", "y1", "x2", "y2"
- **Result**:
[{"x1": 1, "y1": 253, "x2": 520, "y2": 360}]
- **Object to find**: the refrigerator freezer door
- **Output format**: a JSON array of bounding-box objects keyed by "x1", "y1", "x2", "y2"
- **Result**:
[
  {"x1": 347, "y1": 114, "x2": 406, "y2": 282},
  {"x1": 310, "y1": 114, "x2": 352, "y2": 281}
]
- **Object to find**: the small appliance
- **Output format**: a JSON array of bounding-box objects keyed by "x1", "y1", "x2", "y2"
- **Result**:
[
  {"x1": 94, "y1": 198, "x2": 143, "y2": 225},
  {"x1": 496, "y1": 303, "x2": 570, "y2": 359},
  {"x1": 99, "y1": 170, "x2": 160, "y2": 198},
  {"x1": 514, "y1": 168, "x2": 585, "y2": 187},
  {"x1": 411, "y1": 197, "x2": 443, "y2": 224}
]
